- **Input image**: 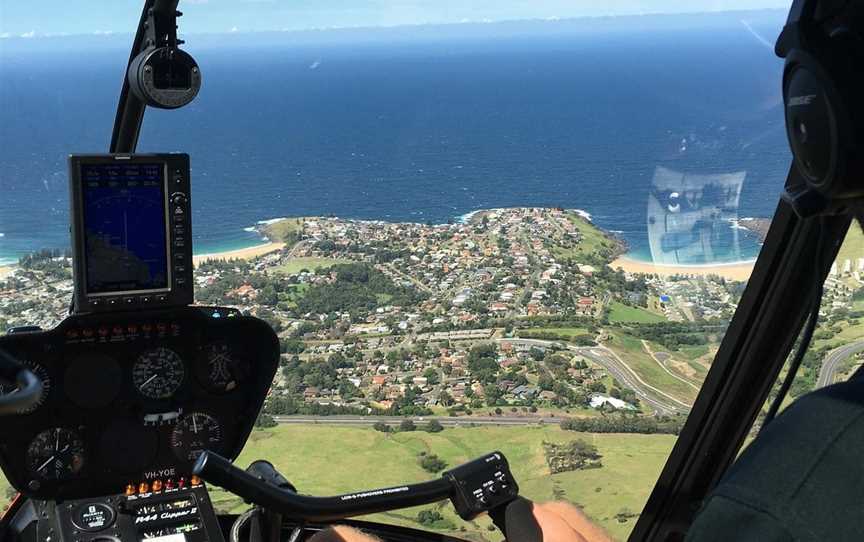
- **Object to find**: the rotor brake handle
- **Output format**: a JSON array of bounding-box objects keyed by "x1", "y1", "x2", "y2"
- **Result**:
[{"x1": 489, "y1": 497, "x2": 543, "y2": 542}]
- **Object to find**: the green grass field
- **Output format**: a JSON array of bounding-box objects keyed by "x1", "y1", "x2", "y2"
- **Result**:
[
  {"x1": 221, "y1": 425, "x2": 674, "y2": 541},
  {"x1": 813, "y1": 319, "x2": 864, "y2": 350},
  {"x1": 554, "y1": 212, "x2": 620, "y2": 261},
  {"x1": 262, "y1": 218, "x2": 305, "y2": 243},
  {"x1": 0, "y1": 426, "x2": 675, "y2": 541},
  {"x1": 604, "y1": 333, "x2": 699, "y2": 405},
  {"x1": 272, "y1": 257, "x2": 350, "y2": 275},
  {"x1": 677, "y1": 345, "x2": 710, "y2": 361},
  {"x1": 608, "y1": 302, "x2": 666, "y2": 324}
]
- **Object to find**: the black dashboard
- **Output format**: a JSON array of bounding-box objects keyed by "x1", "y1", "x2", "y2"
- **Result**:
[{"x1": 0, "y1": 306, "x2": 279, "y2": 501}]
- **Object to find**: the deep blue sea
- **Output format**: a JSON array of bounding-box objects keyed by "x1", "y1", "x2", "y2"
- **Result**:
[{"x1": 0, "y1": 11, "x2": 791, "y2": 265}]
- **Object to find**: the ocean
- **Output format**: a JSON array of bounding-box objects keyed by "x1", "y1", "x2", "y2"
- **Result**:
[{"x1": 0, "y1": 10, "x2": 791, "y2": 266}]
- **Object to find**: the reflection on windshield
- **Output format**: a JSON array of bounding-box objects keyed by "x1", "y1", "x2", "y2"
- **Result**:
[{"x1": 647, "y1": 166, "x2": 746, "y2": 265}]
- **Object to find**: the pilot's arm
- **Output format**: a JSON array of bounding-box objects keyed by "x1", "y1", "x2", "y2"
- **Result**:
[
  {"x1": 308, "y1": 501, "x2": 612, "y2": 542},
  {"x1": 686, "y1": 377, "x2": 864, "y2": 541}
]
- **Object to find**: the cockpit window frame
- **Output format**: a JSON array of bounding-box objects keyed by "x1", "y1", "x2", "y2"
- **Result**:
[{"x1": 631, "y1": 165, "x2": 851, "y2": 541}]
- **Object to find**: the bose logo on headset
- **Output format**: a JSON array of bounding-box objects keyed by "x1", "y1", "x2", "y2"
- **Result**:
[{"x1": 789, "y1": 94, "x2": 817, "y2": 107}]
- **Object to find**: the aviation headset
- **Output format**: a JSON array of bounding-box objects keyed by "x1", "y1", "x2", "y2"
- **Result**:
[{"x1": 777, "y1": 0, "x2": 864, "y2": 215}]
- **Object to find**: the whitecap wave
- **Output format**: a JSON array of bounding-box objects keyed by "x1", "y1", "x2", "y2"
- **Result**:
[
  {"x1": 256, "y1": 217, "x2": 289, "y2": 225},
  {"x1": 456, "y1": 210, "x2": 481, "y2": 224},
  {"x1": 573, "y1": 209, "x2": 592, "y2": 222},
  {"x1": 242, "y1": 227, "x2": 257, "y2": 233}
]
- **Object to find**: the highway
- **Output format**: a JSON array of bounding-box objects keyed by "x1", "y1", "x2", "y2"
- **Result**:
[
  {"x1": 816, "y1": 340, "x2": 864, "y2": 388},
  {"x1": 497, "y1": 338, "x2": 691, "y2": 416},
  {"x1": 274, "y1": 415, "x2": 561, "y2": 427}
]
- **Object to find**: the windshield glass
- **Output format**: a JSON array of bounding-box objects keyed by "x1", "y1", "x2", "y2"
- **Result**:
[{"x1": 1, "y1": 2, "x2": 792, "y2": 539}]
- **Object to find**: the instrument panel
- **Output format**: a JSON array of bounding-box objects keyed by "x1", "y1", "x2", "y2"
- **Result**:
[{"x1": 0, "y1": 306, "x2": 279, "y2": 500}]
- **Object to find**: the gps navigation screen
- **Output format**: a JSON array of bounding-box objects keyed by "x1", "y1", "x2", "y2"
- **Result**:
[{"x1": 81, "y1": 163, "x2": 169, "y2": 294}]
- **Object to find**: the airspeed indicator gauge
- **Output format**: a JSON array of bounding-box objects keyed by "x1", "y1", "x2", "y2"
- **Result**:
[{"x1": 133, "y1": 347, "x2": 185, "y2": 399}]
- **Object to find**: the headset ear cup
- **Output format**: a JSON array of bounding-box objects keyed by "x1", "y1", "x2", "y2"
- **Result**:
[
  {"x1": 783, "y1": 44, "x2": 864, "y2": 199},
  {"x1": 783, "y1": 48, "x2": 843, "y2": 192}
]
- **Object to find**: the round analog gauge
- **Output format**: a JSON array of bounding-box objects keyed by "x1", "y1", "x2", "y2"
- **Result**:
[
  {"x1": 133, "y1": 347, "x2": 185, "y2": 399},
  {"x1": 170, "y1": 412, "x2": 223, "y2": 461},
  {"x1": 0, "y1": 360, "x2": 51, "y2": 413},
  {"x1": 26, "y1": 428, "x2": 85, "y2": 480},
  {"x1": 200, "y1": 342, "x2": 247, "y2": 393}
]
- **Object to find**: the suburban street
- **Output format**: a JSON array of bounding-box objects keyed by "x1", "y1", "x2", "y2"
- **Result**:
[
  {"x1": 816, "y1": 340, "x2": 864, "y2": 388},
  {"x1": 274, "y1": 415, "x2": 562, "y2": 427},
  {"x1": 498, "y1": 338, "x2": 691, "y2": 416}
]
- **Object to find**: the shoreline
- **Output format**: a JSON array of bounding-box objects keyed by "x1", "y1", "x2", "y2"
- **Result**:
[
  {"x1": 610, "y1": 256, "x2": 755, "y2": 281},
  {"x1": 192, "y1": 242, "x2": 286, "y2": 266},
  {"x1": 0, "y1": 241, "x2": 288, "y2": 275}
]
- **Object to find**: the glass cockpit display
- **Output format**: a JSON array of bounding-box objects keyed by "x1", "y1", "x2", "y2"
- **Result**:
[{"x1": 80, "y1": 163, "x2": 169, "y2": 295}]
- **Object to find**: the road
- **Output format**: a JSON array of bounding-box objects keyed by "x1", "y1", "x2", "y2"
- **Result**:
[
  {"x1": 273, "y1": 415, "x2": 561, "y2": 427},
  {"x1": 497, "y1": 338, "x2": 691, "y2": 416},
  {"x1": 816, "y1": 340, "x2": 864, "y2": 388}
]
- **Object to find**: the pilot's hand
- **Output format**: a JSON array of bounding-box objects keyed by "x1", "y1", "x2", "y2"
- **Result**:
[
  {"x1": 307, "y1": 502, "x2": 612, "y2": 542},
  {"x1": 308, "y1": 526, "x2": 381, "y2": 542},
  {"x1": 532, "y1": 501, "x2": 613, "y2": 542}
]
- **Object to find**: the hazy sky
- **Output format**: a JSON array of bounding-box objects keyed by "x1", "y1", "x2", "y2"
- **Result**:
[{"x1": 0, "y1": 0, "x2": 791, "y2": 37}]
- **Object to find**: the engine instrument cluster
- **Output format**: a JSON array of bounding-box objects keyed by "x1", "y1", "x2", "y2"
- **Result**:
[{"x1": 0, "y1": 306, "x2": 279, "y2": 500}]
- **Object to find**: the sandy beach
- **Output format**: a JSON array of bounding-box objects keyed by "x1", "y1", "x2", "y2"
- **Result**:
[
  {"x1": 193, "y1": 242, "x2": 286, "y2": 266},
  {"x1": 610, "y1": 257, "x2": 755, "y2": 281},
  {"x1": 0, "y1": 265, "x2": 14, "y2": 280}
]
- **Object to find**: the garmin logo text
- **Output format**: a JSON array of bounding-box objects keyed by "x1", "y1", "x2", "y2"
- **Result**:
[
  {"x1": 340, "y1": 486, "x2": 410, "y2": 501},
  {"x1": 789, "y1": 94, "x2": 817, "y2": 106}
]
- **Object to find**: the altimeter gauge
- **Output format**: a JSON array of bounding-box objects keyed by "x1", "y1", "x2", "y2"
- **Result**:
[{"x1": 133, "y1": 347, "x2": 185, "y2": 399}]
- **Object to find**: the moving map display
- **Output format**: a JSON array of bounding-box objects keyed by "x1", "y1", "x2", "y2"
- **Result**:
[{"x1": 81, "y1": 163, "x2": 169, "y2": 294}]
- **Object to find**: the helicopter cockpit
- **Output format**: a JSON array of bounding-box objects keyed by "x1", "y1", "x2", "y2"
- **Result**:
[{"x1": 2, "y1": 0, "x2": 864, "y2": 541}]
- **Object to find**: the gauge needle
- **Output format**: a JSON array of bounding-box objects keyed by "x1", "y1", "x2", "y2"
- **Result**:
[
  {"x1": 192, "y1": 414, "x2": 198, "y2": 434},
  {"x1": 141, "y1": 374, "x2": 158, "y2": 388},
  {"x1": 37, "y1": 445, "x2": 70, "y2": 472},
  {"x1": 55, "y1": 428, "x2": 60, "y2": 452}
]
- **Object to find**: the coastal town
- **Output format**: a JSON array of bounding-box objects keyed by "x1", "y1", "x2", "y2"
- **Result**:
[{"x1": 2, "y1": 208, "x2": 863, "y2": 421}]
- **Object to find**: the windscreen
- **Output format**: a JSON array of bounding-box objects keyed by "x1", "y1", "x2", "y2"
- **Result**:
[
  {"x1": 81, "y1": 163, "x2": 169, "y2": 295},
  {"x1": 0, "y1": 2, "x2": 826, "y2": 540}
]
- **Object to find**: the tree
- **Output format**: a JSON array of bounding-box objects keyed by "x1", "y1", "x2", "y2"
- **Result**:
[
  {"x1": 423, "y1": 420, "x2": 444, "y2": 433},
  {"x1": 419, "y1": 453, "x2": 447, "y2": 473},
  {"x1": 373, "y1": 421, "x2": 391, "y2": 433},
  {"x1": 422, "y1": 367, "x2": 440, "y2": 385},
  {"x1": 399, "y1": 419, "x2": 417, "y2": 432},
  {"x1": 280, "y1": 338, "x2": 305, "y2": 354},
  {"x1": 255, "y1": 413, "x2": 278, "y2": 428},
  {"x1": 258, "y1": 285, "x2": 279, "y2": 306},
  {"x1": 417, "y1": 510, "x2": 443, "y2": 526}
]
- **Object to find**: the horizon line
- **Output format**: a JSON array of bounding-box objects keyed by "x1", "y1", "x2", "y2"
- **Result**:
[{"x1": 0, "y1": 7, "x2": 787, "y2": 41}]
